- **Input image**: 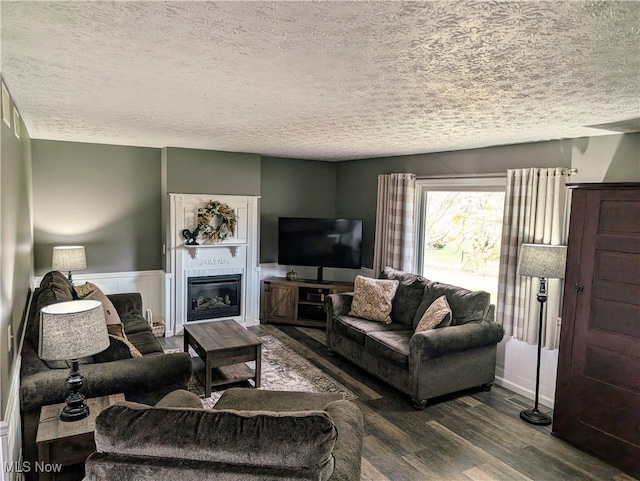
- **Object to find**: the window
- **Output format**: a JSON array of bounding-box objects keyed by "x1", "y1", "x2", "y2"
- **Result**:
[{"x1": 415, "y1": 177, "x2": 505, "y2": 303}]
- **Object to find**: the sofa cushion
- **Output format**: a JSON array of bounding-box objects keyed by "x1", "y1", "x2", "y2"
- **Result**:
[
  {"x1": 122, "y1": 316, "x2": 153, "y2": 335},
  {"x1": 364, "y1": 330, "x2": 412, "y2": 369},
  {"x1": 379, "y1": 267, "x2": 430, "y2": 326},
  {"x1": 335, "y1": 315, "x2": 407, "y2": 345},
  {"x1": 348, "y1": 275, "x2": 399, "y2": 324},
  {"x1": 28, "y1": 271, "x2": 76, "y2": 352},
  {"x1": 95, "y1": 402, "x2": 337, "y2": 481},
  {"x1": 414, "y1": 282, "x2": 490, "y2": 326},
  {"x1": 155, "y1": 389, "x2": 203, "y2": 409},
  {"x1": 125, "y1": 330, "x2": 164, "y2": 355},
  {"x1": 414, "y1": 295, "x2": 452, "y2": 333}
]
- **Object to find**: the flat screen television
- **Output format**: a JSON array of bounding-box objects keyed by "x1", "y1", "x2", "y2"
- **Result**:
[{"x1": 278, "y1": 217, "x2": 363, "y2": 283}]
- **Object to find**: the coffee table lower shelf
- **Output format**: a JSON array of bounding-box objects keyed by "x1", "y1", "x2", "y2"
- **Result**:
[{"x1": 192, "y1": 357, "x2": 257, "y2": 389}]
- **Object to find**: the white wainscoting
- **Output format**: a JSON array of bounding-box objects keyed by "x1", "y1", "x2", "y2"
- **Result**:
[
  {"x1": 1, "y1": 357, "x2": 23, "y2": 481},
  {"x1": 35, "y1": 270, "x2": 165, "y2": 326}
]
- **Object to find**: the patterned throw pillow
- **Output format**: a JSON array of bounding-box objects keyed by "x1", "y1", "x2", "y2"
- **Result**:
[
  {"x1": 348, "y1": 275, "x2": 399, "y2": 324},
  {"x1": 414, "y1": 295, "x2": 452, "y2": 333},
  {"x1": 74, "y1": 282, "x2": 122, "y2": 325}
]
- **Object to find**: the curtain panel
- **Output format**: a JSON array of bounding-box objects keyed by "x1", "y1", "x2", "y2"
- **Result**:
[
  {"x1": 496, "y1": 167, "x2": 569, "y2": 349},
  {"x1": 373, "y1": 173, "x2": 416, "y2": 276}
]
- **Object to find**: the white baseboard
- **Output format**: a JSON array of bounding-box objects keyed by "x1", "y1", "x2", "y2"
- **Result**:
[
  {"x1": 494, "y1": 374, "x2": 555, "y2": 409},
  {"x1": 1, "y1": 357, "x2": 22, "y2": 481}
]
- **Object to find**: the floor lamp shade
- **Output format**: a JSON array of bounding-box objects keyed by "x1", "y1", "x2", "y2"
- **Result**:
[
  {"x1": 39, "y1": 300, "x2": 110, "y2": 421},
  {"x1": 517, "y1": 244, "x2": 567, "y2": 279},
  {"x1": 517, "y1": 243, "x2": 567, "y2": 426}
]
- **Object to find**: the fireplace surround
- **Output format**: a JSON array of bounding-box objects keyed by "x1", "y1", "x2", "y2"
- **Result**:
[{"x1": 167, "y1": 194, "x2": 261, "y2": 335}]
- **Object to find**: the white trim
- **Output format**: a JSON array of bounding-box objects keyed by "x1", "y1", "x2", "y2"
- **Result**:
[
  {"x1": 416, "y1": 175, "x2": 506, "y2": 189},
  {"x1": 1, "y1": 356, "x2": 22, "y2": 481}
]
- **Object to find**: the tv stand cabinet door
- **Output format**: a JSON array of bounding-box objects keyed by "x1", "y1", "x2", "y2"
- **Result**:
[{"x1": 263, "y1": 281, "x2": 297, "y2": 323}]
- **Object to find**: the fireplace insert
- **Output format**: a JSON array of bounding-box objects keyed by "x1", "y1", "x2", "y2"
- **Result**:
[{"x1": 187, "y1": 274, "x2": 241, "y2": 321}]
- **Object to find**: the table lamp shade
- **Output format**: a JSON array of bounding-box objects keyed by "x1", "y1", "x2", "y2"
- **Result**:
[
  {"x1": 52, "y1": 246, "x2": 87, "y2": 272},
  {"x1": 39, "y1": 300, "x2": 109, "y2": 361},
  {"x1": 517, "y1": 244, "x2": 567, "y2": 279}
]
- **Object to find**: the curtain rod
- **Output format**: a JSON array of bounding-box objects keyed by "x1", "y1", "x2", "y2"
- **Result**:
[
  {"x1": 416, "y1": 168, "x2": 578, "y2": 180},
  {"x1": 416, "y1": 173, "x2": 506, "y2": 180}
]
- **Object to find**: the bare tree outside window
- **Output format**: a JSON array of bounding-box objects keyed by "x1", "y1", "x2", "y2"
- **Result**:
[{"x1": 421, "y1": 190, "x2": 505, "y2": 302}]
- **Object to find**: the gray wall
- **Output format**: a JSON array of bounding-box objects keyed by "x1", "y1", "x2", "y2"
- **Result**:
[
  {"x1": 336, "y1": 139, "x2": 577, "y2": 268},
  {"x1": 32, "y1": 141, "x2": 162, "y2": 274},
  {"x1": 165, "y1": 147, "x2": 261, "y2": 195},
  {"x1": 1, "y1": 80, "x2": 33, "y2": 416},
  {"x1": 571, "y1": 132, "x2": 640, "y2": 183},
  {"x1": 260, "y1": 156, "x2": 337, "y2": 263}
]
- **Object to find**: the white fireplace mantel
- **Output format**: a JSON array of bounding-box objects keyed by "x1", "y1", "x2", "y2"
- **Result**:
[{"x1": 166, "y1": 194, "x2": 261, "y2": 335}]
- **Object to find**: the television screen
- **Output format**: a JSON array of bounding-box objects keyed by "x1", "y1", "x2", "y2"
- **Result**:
[{"x1": 278, "y1": 217, "x2": 363, "y2": 269}]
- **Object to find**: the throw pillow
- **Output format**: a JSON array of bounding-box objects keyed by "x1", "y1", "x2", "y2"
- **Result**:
[
  {"x1": 74, "y1": 282, "x2": 122, "y2": 325},
  {"x1": 414, "y1": 295, "x2": 452, "y2": 333},
  {"x1": 348, "y1": 275, "x2": 399, "y2": 324}
]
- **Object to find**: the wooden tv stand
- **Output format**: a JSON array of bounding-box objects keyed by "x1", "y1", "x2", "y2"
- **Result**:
[{"x1": 262, "y1": 277, "x2": 354, "y2": 327}]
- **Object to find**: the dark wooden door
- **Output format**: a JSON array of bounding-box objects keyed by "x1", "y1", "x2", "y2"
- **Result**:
[{"x1": 554, "y1": 183, "x2": 640, "y2": 478}]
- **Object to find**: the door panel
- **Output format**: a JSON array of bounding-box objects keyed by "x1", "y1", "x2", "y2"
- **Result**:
[{"x1": 554, "y1": 184, "x2": 640, "y2": 478}]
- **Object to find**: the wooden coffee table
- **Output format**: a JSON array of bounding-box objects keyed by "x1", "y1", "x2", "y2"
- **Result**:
[
  {"x1": 36, "y1": 393, "x2": 125, "y2": 481},
  {"x1": 184, "y1": 320, "x2": 262, "y2": 397}
]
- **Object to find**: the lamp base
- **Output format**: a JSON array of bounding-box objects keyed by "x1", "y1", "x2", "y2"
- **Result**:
[
  {"x1": 520, "y1": 408, "x2": 552, "y2": 426},
  {"x1": 60, "y1": 401, "x2": 90, "y2": 422},
  {"x1": 60, "y1": 361, "x2": 90, "y2": 422}
]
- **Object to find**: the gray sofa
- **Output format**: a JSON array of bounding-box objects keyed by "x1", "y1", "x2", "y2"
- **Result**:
[
  {"x1": 84, "y1": 387, "x2": 364, "y2": 481},
  {"x1": 326, "y1": 267, "x2": 504, "y2": 409},
  {"x1": 20, "y1": 271, "x2": 193, "y2": 481}
]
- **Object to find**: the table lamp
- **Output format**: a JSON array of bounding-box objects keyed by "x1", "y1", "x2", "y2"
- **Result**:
[
  {"x1": 52, "y1": 246, "x2": 87, "y2": 285},
  {"x1": 517, "y1": 243, "x2": 567, "y2": 426},
  {"x1": 38, "y1": 299, "x2": 110, "y2": 422}
]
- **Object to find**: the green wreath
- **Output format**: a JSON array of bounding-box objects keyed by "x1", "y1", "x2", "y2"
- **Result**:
[{"x1": 188, "y1": 200, "x2": 238, "y2": 244}]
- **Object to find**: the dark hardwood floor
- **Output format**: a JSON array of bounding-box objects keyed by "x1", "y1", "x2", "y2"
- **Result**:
[{"x1": 160, "y1": 324, "x2": 637, "y2": 481}]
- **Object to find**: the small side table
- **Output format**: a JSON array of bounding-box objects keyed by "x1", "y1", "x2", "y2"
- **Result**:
[{"x1": 36, "y1": 393, "x2": 125, "y2": 481}]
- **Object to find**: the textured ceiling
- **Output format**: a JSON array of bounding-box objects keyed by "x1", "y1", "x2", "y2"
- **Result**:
[{"x1": 1, "y1": 1, "x2": 639, "y2": 161}]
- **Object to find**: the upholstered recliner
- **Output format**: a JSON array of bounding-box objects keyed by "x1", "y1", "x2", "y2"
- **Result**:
[
  {"x1": 326, "y1": 267, "x2": 504, "y2": 409},
  {"x1": 84, "y1": 388, "x2": 364, "y2": 481}
]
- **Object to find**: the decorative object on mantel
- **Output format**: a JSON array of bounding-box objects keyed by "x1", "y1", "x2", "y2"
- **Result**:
[
  {"x1": 182, "y1": 200, "x2": 238, "y2": 246},
  {"x1": 182, "y1": 228, "x2": 199, "y2": 245},
  {"x1": 286, "y1": 270, "x2": 299, "y2": 281}
]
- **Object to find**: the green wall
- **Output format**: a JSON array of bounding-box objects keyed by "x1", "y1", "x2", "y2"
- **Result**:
[
  {"x1": 29, "y1": 133, "x2": 639, "y2": 275},
  {"x1": 32, "y1": 141, "x2": 162, "y2": 274},
  {"x1": 260, "y1": 156, "x2": 337, "y2": 263},
  {"x1": 0, "y1": 79, "x2": 33, "y2": 417},
  {"x1": 165, "y1": 147, "x2": 261, "y2": 195}
]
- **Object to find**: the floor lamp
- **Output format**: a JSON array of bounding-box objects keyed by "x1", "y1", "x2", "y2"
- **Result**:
[{"x1": 517, "y1": 243, "x2": 567, "y2": 426}]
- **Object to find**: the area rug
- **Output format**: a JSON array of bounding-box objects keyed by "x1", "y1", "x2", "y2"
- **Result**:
[{"x1": 166, "y1": 335, "x2": 357, "y2": 408}]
